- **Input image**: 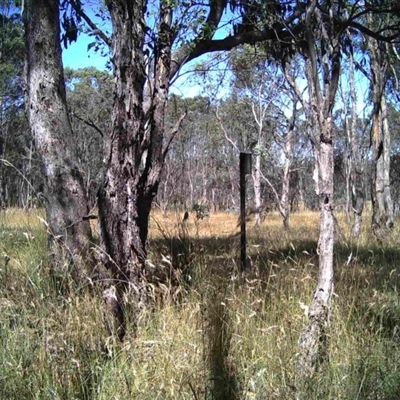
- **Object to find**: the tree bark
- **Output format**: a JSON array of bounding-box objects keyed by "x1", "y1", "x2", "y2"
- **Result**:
[
  {"x1": 297, "y1": 0, "x2": 339, "y2": 380},
  {"x1": 298, "y1": 136, "x2": 334, "y2": 376},
  {"x1": 0, "y1": 132, "x2": 5, "y2": 208},
  {"x1": 368, "y1": 33, "x2": 394, "y2": 237},
  {"x1": 381, "y1": 95, "x2": 394, "y2": 227},
  {"x1": 98, "y1": 0, "x2": 176, "y2": 336},
  {"x1": 371, "y1": 96, "x2": 394, "y2": 236},
  {"x1": 348, "y1": 51, "x2": 365, "y2": 238},
  {"x1": 98, "y1": 0, "x2": 149, "y2": 296},
  {"x1": 250, "y1": 95, "x2": 263, "y2": 225},
  {"x1": 281, "y1": 129, "x2": 292, "y2": 229},
  {"x1": 252, "y1": 152, "x2": 262, "y2": 225},
  {"x1": 24, "y1": 0, "x2": 93, "y2": 280}
]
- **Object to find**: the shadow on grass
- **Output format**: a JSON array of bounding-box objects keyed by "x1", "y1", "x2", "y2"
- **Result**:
[
  {"x1": 149, "y1": 229, "x2": 400, "y2": 348},
  {"x1": 204, "y1": 291, "x2": 241, "y2": 400},
  {"x1": 149, "y1": 229, "x2": 400, "y2": 289}
]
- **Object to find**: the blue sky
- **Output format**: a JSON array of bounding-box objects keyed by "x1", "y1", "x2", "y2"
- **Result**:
[
  {"x1": 62, "y1": 32, "x2": 210, "y2": 98},
  {"x1": 61, "y1": 4, "x2": 233, "y2": 98},
  {"x1": 61, "y1": 4, "x2": 110, "y2": 71},
  {"x1": 62, "y1": 36, "x2": 108, "y2": 70}
]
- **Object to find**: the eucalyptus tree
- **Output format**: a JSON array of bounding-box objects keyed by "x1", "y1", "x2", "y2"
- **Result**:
[
  {"x1": 388, "y1": 105, "x2": 400, "y2": 213},
  {"x1": 82, "y1": 0, "x2": 345, "y2": 336},
  {"x1": 24, "y1": 0, "x2": 400, "y2": 343},
  {"x1": 335, "y1": 11, "x2": 399, "y2": 238},
  {"x1": 159, "y1": 95, "x2": 230, "y2": 213},
  {"x1": 254, "y1": 0, "x2": 400, "y2": 379},
  {"x1": 218, "y1": 48, "x2": 301, "y2": 227},
  {"x1": 106, "y1": 4, "x2": 398, "y2": 345},
  {"x1": 338, "y1": 51, "x2": 369, "y2": 237},
  {"x1": 65, "y1": 67, "x2": 113, "y2": 205},
  {"x1": 24, "y1": 0, "x2": 321, "y2": 337},
  {"x1": 24, "y1": 0, "x2": 94, "y2": 279},
  {"x1": 367, "y1": 26, "x2": 395, "y2": 237},
  {"x1": 0, "y1": 7, "x2": 32, "y2": 207},
  {"x1": 278, "y1": 7, "x2": 341, "y2": 374}
]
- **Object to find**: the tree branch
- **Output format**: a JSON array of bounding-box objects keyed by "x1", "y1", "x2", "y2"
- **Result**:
[
  {"x1": 170, "y1": 4, "x2": 305, "y2": 81},
  {"x1": 162, "y1": 111, "x2": 187, "y2": 161},
  {"x1": 216, "y1": 106, "x2": 240, "y2": 153},
  {"x1": 283, "y1": 64, "x2": 310, "y2": 119},
  {"x1": 69, "y1": 0, "x2": 111, "y2": 47},
  {"x1": 206, "y1": 0, "x2": 227, "y2": 31},
  {"x1": 346, "y1": 20, "x2": 400, "y2": 43},
  {"x1": 71, "y1": 112, "x2": 104, "y2": 137},
  {"x1": 260, "y1": 170, "x2": 285, "y2": 218}
]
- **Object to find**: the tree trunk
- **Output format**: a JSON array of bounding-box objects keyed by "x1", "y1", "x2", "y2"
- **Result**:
[
  {"x1": 280, "y1": 110, "x2": 295, "y2": 229},
  {"x1": 340, "y1": 60, "x2": 352, "y2": 224},
  {"x1": 252, "y1": 153, "x2": 262, "y2": 225},
  {"x1": 98, "y1": 0, "x2": 149, "y2": 294},
  {"x1": 0, "y1": 133, "x2": 5, "y2": 208},
  {"x1": 352, "y1": 196, "x2": 363, "y2": 238},
  {"x1": 299, "y1": 172, "x2": 305, "y2": 210},
  {"x1": 372, "y1": 94, "x2": 393, "y2": 235},
  {"x1": 297, "y1": 0, "x2": 339, "y2": 379},
  {"x1": 351, "y1": 139, "x2": 365, "y2": 239},
  {"x1": 24, "y1": 0, "x2": 93, "y2": 281},
  {"x1": 368, "y1": 32, "x2": 393, "y2": 238},
  {"x1": 298, "y1": 130, "x2": 334, "y2": 378},
  {"x1": 345, "y1": 160, "x2": 351, "y2": 221},
  {"x1": 381, "y1": 96, "x2": 394, "y2": 227},
  {"x1": 98, "y1": 0, "x2": 174, "y2": 337},
  {"x1": 281, "y1": 152, "x2": 291, "y2": 229},
  {"x1": 348, "y1": 50, "x2": 365, "y2": 238}
]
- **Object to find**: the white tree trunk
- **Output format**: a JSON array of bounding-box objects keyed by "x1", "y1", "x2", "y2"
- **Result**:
[
  {"x1": 381, "y1": 95, "x2": 394, "y2": 228},
  {"x1": 298, "y1": 132, "x2": 335, "y2": 377},
  {"x1": 252, "y1": 153, "x2": 262, "y2": 225},
  {"x1": 297, "y1": 0, "x2": 339, "y2": 379},
  {"x1": 281, "y1": 123, "x2": 293, "y2": 229}
]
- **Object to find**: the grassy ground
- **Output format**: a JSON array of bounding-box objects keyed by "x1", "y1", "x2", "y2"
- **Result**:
[{"x1": 1, "y1": 208, "x2": 400, "y2": 399}]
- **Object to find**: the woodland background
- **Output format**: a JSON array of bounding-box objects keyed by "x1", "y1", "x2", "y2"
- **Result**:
[
  {"x1": 3, "y1": 4, "x2": 400, "y2": 217},
  {"x1": 3, "y1": 1, "x2": 400, "y2": 399}
]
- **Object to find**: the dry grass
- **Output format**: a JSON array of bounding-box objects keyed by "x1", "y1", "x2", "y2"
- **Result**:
[
  {"x1": 1, "y1": 208, "x2": 400, "y2": 399},
  {"x1": 149, "y1": 210, "x2": 321, "y2": 239}
]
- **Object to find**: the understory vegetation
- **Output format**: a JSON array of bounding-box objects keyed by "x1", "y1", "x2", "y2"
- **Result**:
[{"x1": 1, "y1": 208, "x2": 400, "y2": 399}]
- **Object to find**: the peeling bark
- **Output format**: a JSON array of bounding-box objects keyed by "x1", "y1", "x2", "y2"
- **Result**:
[
  {"x1": 98, "y1": 0, "x2": 150, "y2": 321},
  {"x1": 298, "y1": 137, "x2": 334, "y2": 377},
  {"x1": 296, "y1": 0, "x2": 339, "y2": 380},
  {"x1": 98, "y1": 0, "x2": 177, "y2": 336}
]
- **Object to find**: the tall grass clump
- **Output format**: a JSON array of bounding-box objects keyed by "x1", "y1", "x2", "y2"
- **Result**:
[
  {"x1": 0, "y1": 208, "x2": 106, "y2": 399},
  {"x1": 2, "y1": 208, "x2": 400, "y2": 398}
]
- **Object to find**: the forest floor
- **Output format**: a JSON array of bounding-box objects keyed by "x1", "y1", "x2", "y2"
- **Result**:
[{"x1": 1, "y1": 208, "x2": 400, "y2": 399}]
